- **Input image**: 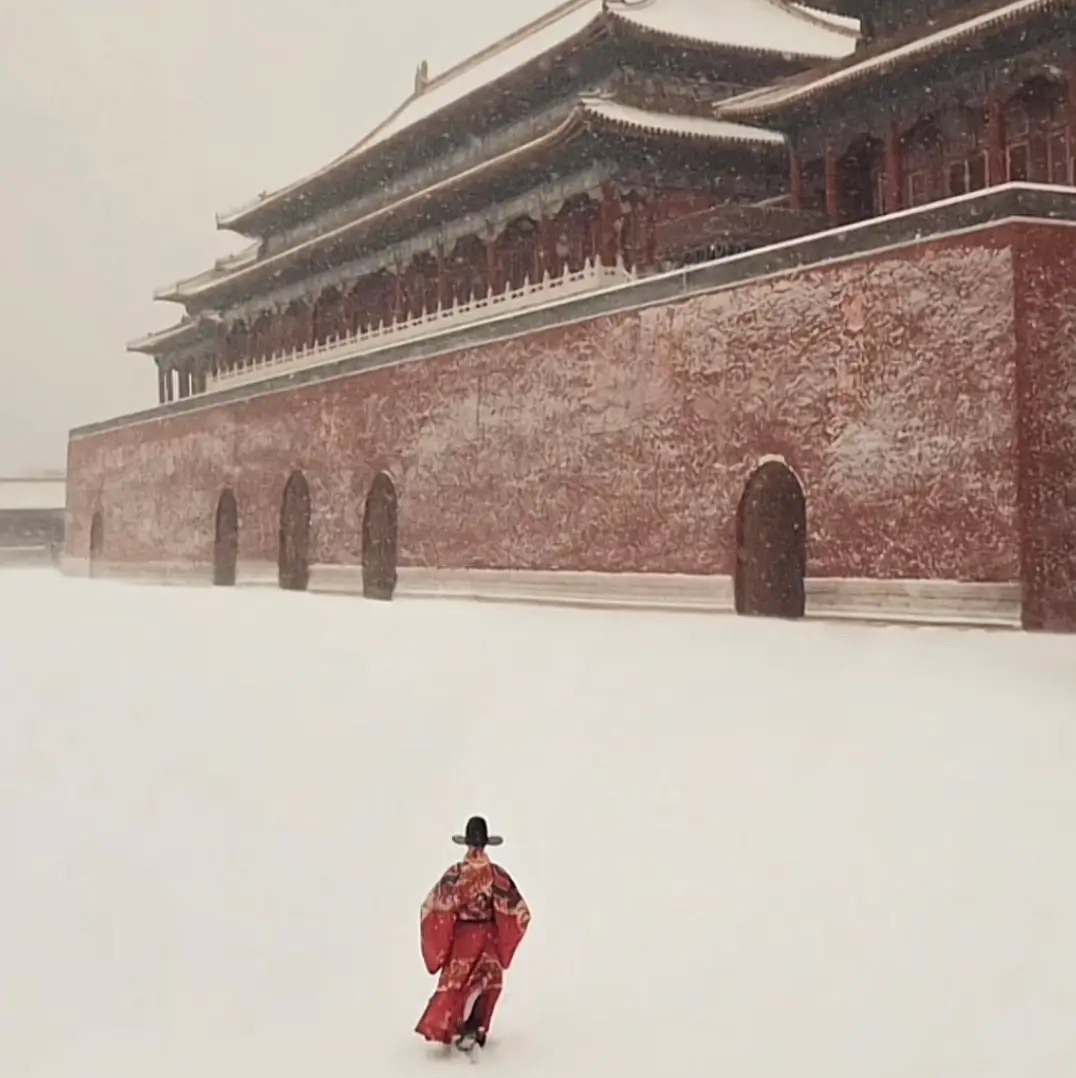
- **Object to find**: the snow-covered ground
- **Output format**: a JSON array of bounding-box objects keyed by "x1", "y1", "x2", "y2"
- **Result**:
[{"x1": 3, "y1": 569, "x2": 1075, "y2": 1077}]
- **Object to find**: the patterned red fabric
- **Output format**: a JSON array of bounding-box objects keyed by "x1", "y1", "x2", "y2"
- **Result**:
[{"x1": 414, "y1": 848, "x2": 531, "y2": 1044}]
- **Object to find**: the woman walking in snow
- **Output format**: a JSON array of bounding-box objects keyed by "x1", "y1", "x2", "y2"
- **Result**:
[{"x1": 415, "y1": 816, "x2": 531, "y2": 1052}]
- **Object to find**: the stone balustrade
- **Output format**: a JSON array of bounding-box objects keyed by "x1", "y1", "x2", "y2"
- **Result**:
[{"x1": 207, "y1": 255, "x2": 635, "y2": 392}]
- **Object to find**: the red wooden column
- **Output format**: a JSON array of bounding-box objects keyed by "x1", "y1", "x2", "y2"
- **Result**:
[
  {"x1": 883, "y1": 119, "x2": 904, "y2": 214},
  {"x1": 435, "y1": 243, "x2": 446, "y2": 311},
  {"x1": 531, "y1": 211, "x2": 545, "y2": 282},
  {"x1": 265, "y1": 308, "x2": 280, "y2": 353},
  {"x1": 598, "y1": 181, "x2": 621, "y2": 266},
  {"x1": 156, "y1": 361, "x2": 167, "y2": 404},
  {"x1": 1028, "y1": 90, "x2": 1050, "y2": 182},
  {"x1": 824, "y1": 144, "x2": 841, "y2": 226},
  {"x1": 789, "y1": 144, "x2": 804, "y2": 211},
  {"x1": 485, "y1": 224, "x2": 499, "y2": 294},
  {"x1": 1068, "y1": 73, "x2": 1076, "y2": 182},
  {"x1": 549, "y1": 212, "x2": 565, "y2": 277},
  {"x1": 986, "y1": 96, "x2": 1006, "y2": 187},
  {"x1": 644, "y1": 200, "x2": 658, "y2": 268},
  {"x1": 392, "y1": 263, "x2": 404, "y2": 324}
]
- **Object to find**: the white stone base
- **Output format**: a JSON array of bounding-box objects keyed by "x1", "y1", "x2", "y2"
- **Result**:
[
  {"x1": 395, "y1": 569, "x2": 1021, "y2": 627},
  {"x1": 395, "y1": 567, "x2": 736, "y2": 612},
  {"x1": 235, "y1": 560, "x2": 278, "y2": 588},
  {"x1": 307, "y1": 563, "x2": 366, "y2": 595},
  {"x1": 61, "y1": 556, "x2": 211, "y2": 584},
  {"x1": 805, "y1": 577, "x2": 1021, "y2": 628},
  {"x1": 57, "y1": 558, "x2": 1023, "y2": 629}
]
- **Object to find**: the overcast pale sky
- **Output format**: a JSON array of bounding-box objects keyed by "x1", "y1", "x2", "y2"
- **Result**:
[{"x1": 0, "y1": 0, "x2": 554, "y2": 472}]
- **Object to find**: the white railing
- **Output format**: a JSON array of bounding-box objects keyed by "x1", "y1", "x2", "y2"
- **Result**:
[{"x1": 207, "y1": 255, "x2": 635, "y2": 392}]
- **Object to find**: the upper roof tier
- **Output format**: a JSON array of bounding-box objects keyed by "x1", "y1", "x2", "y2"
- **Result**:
[
  {"x1": 215, "y1": 0, "x2": 858, "y2": 236},
  {"x1": 148, "y1": 96, "x2": 786, "y2": 311}
]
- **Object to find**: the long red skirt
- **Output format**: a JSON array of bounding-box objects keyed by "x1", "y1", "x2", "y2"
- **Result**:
[{"x1": 415, "y1": 923, "x2": 505, "y2": 1044}]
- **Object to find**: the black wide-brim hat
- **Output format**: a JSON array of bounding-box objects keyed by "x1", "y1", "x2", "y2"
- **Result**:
[{"x1": 452, "y1": 815, "x2": 503, "y2": 848}]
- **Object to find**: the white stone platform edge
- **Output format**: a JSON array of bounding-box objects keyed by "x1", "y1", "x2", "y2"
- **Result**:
[
  {"x1": 394, "y1": 569, "x2": 1022, "y2": 627},
  {"x1": 60, "y1": 558, "x2": 1023, "y2": 628}
]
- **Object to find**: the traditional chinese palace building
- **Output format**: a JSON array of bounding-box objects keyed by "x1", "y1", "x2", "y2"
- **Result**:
[{"x1": 66, "y1": 0, "x2": 1076, "y2": 631}]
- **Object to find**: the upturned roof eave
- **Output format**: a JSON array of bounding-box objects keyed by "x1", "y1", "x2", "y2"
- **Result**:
[
  {"x1": 126, "y1": 314, "x2": 221, "y2": 355},
  {"x1": 603, "y1": 6, "x2": 855, "y2": 63}
]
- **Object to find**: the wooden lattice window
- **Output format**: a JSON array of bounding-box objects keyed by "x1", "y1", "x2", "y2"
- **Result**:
[
  {"x1": 1005, "y1": 98, "x2": 1030, "y2": 181},
  {"x1": 903, "y1": 119, "x2": 941, "y2": 207},
  {"x1": 1046, "y1": 94, "x2": 1072, "y2": 185},
  {"x1": 945, "y1": 106, "x2": 988, "y2": 196}
]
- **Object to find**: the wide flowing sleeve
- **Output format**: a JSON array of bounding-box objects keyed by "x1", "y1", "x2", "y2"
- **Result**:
[
  {"x1": 419, "y1": 866, "x2": 459, "y2": 974},
  {"x1": 492, "y1": 866, "x2": 531, "y2": 970}
]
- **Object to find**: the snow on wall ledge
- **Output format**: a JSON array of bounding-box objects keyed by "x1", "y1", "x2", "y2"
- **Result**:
[{"x1": 66, "y1": 217, "x2": 1076, "y2": 629}]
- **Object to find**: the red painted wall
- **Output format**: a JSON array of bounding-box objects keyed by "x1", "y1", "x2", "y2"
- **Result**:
[
  {"x1": 1014, "y1": 225, "x2": 1076, "y2": 631},
  {"x1": 66, "y1": 229, "x2": 1024, "y2": 587}
]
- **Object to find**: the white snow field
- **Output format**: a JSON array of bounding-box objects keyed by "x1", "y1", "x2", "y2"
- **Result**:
[{"x1": 3, "y1": 569, "x2": 1076, "y2": 1078}]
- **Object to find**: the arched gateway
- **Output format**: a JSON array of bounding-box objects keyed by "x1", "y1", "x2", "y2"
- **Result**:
[
  {"x1": 213, "y1": 489, "x2": 239, "y2": 586},
  {"x1": 89, "y1": 510, "x2": 104, "y2": 577},
  {"x1": 735, "y1": 461, "x2": 807, "y2": 619},
  {"x1": 362, "y1": 472, "x2": 398, "y2": 601},
  {"x1": 278, "y1": 471, "x2": 311, "y2": 591}
]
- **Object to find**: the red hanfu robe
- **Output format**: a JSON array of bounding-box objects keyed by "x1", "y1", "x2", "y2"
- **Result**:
[{"x1": 414, "y1": 848, "x2": 531, "y2": 1045}]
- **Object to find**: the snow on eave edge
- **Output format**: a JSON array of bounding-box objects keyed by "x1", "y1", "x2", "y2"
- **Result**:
[
  {"x1": 790, "y1": 2, "x2": 860, "y2": 35},
  {"x1": 127, "y1": 314, "x2": 221, "y2": 355},
  {"x1": 580, "y1": 96, "x2": 786, "y2": 145},
  {"x1": 605, "y1": 2, "x2": 858, "y2": 62}
]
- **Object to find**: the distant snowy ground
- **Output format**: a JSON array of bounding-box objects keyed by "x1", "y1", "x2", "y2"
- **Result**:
[
  {"x1": 0, "y1": 479, "x2": 65, "y2": 509},
  {"x1": 2, "y1": 569, "x2": 1076, "y2": 1078}
]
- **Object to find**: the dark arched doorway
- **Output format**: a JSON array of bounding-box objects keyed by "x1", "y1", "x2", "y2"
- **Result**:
[
  {"x1": 213, "y1": 489, "x2": 239, "y2": 586},
  {"x1": 362, "y1": 472, "x2": 398, "y2": 601},
  {"x1": 735, "y1": 461, "x2": 807, "y2": 619},
  {"x1": 278, "y1": 471, "x2": 311, "y2": 591},
  {"x1": 89, "y1": 510, "x2": 104, "y2": 577}
]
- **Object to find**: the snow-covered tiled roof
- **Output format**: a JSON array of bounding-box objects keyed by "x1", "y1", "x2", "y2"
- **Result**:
[
  {"x1": 791, "y1": 2, "x2": 861, "y2": 33},
  {"x1": 344, "y1": 2, "x2": 598, "y2": 166},
  {"x1": 605, "y1": 0, "x2": 858, "y2": 57},
  {"x1": 583, "y1": 98, "x2": 785, "y2": 145},
  {"x1": 127, "y1": 315, "x2": 219, "y2": 354},
  {"x1": 720, "y1": 0, "x2": 1060, "y2": 117},
  {"x1": 216, "y1": 0, "x2": 855, "y2": 232},
  {"x1": 161, "y1": 100, "x2": 786, "y2": 304}
]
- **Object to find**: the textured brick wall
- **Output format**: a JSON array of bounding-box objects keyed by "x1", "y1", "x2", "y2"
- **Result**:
[
  {"x1": 66, "y1": 230, "x2": 1023, "y2": 586},
  {"x1": 1014, "y1": 225, "x2": 1076, "y2": 631}
]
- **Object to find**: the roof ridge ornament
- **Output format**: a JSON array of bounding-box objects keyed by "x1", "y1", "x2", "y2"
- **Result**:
[{"x1": 414, "y1": 59, "x2": 430, "y2": 94}]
